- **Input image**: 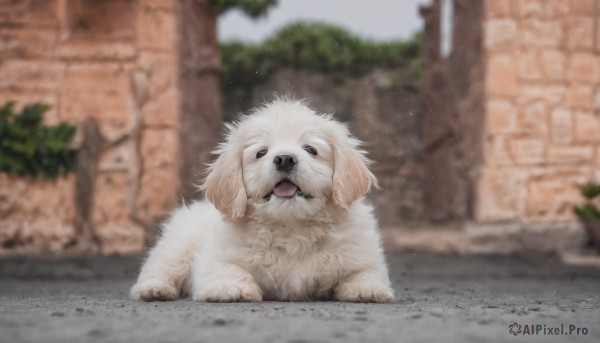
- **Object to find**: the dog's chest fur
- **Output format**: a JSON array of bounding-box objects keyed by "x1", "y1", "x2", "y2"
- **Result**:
[{"x1": 234, "y1": 223, "x2": 347, "y2": 301}]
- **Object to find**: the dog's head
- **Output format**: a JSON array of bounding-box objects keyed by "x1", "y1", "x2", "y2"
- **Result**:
[{"x1": 201, "y1": 99, "x2": 377, "y2": 223}]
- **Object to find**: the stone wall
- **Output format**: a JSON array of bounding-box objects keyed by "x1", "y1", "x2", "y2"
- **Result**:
[
  {"x1": 224, "y1": 68, "x2": 423, "y2": 227},
  {"x1": 421, "y1": 0, "x2": 600, "y2": 252},
  {"x1": 478, "y1": 0, "x2": 600, "y2": 223},
  {"x1": 0, "y1": 0, "x2": 180, "y2": 255}
]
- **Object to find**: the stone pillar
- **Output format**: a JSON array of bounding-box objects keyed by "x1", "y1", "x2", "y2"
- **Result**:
[
  {"x1": 177, "y1": 0, "x2": 223, "y2": 202},
  {"x1": 420, "y1": 0, "x2": 486, "y2": 222}
]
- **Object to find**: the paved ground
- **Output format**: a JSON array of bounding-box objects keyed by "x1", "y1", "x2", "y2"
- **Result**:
[{"x1": 1, "y1": 253, "x2": 599, "y2": 343}]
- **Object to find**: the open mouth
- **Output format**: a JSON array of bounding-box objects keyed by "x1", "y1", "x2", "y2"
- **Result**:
[{"x1": 263, "y1": 179, "x2": 311, "y2": 200}]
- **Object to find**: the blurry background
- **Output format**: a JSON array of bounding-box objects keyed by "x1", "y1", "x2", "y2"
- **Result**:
[
  {"x1": 0, "y1": 0, "x2": 599, "y2": 258},
  {"x1": 218, "y1": 0, "x2": 425, "y2": 42}
]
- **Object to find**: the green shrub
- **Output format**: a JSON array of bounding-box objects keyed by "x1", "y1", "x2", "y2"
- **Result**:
[
  {"x1": 211, "y1": 0, "x2": 278, "y2": 18},
  {"x1": 574, "y1": 183, "x2": 600, "y2": 221},
  {"x1": 220, "y1": 22, "x2": 422, "y2": 108},
  {"x1": 580, "y1": 183, "x2": 600, "y2": 200},
  {"x1": 0, "y1": 102, "x2": 77, "y2": 179}
]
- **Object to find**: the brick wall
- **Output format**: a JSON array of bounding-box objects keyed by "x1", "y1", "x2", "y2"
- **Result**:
[
  {"x1": 0, "y1": 0, "x2": 180, "y2": 255},
  {"x1": 478, "y1": 0, "x2": 600, "y2": 223}
]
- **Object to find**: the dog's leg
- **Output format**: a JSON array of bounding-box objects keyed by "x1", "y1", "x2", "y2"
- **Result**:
[
  {"x1": 130, "y1": 205, "x2": 204, "y2": 301},
  {"x1": 335, "y1": 268, "x2": 395, "y2": 303},
  {"x1": 191, "y1": 260, "x2": 262, "y2": 302},
  {"x1": 130, "y1": 234, "x2": 193, "y2": 301}
]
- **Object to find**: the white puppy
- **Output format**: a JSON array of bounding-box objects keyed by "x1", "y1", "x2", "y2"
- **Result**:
[{"x1": 130, "y1": 99, "x2": 394, "y2": 303}]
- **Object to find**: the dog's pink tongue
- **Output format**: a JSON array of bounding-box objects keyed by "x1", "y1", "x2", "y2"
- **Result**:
[{"x1": 273, "y1": 181, "x2": 298, "y2": 198}]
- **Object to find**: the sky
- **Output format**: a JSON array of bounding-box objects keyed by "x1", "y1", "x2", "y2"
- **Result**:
[{"x1": 218, "y1": 0, "x2": 431, "y2": 42}]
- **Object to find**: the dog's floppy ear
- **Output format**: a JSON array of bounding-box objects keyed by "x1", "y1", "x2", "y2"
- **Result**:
[
  {"x1": 331, "y1": 125, "x2": 378, "y2": 210},
  {"x1": 201, "y1": 125, "x2": 247, "y2": 222}
]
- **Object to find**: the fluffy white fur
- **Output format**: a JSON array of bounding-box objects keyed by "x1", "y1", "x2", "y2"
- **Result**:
[{"x1": 130, "y1": 99, "x2": 394, "y2": 303}]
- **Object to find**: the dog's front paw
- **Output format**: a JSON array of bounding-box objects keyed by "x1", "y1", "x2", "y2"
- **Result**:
[
  {"x1": 193, "y1": 282, "x2": 262, "y2": 302},
  {"x1": 130, "y1": 279, "x2": 178, "y2": 301},
  {"x1": 335, "y1": 282, "x2": 395, "y2": 303}
]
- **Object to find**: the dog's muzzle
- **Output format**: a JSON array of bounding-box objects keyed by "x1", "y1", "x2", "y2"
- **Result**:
[{"x1": 263, "y1": 179, "x2": 313, "y2": 201}]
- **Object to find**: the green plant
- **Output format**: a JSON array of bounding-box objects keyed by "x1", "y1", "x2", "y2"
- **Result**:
[
  {"x1": 0, "y1": 102, "x2": 77, "y2": 179},
  {"x1": 211, "y1": 0, "x2": 278, "y2": 18},
  {"x1": 220, "y1": 22, "x2": 423, "y2": 109},
  {"x1": 574, "y1": 182, "x2": 600, "y2": 221}
]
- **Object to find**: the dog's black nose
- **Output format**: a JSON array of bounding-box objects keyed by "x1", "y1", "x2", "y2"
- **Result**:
[{"x1": 273, "y1": 154, "x2": 296, "y2": 171}]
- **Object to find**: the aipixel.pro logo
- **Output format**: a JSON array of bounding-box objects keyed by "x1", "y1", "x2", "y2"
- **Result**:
[{"x1": 509, "y1": 322, "x2": 589, "y2": 336}]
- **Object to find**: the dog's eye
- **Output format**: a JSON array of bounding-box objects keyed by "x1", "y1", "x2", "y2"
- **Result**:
[
  {"x1": 303, "y1": 145, "x2": 318, "y2": 156},
  {"x1": 256, "y1": 149, "x2": 268, "y2": 159}
]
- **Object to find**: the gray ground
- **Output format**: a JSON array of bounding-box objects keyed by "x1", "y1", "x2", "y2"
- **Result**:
[{"x1": 1, "y1": 253, "x2": 599, "y2": 343}]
